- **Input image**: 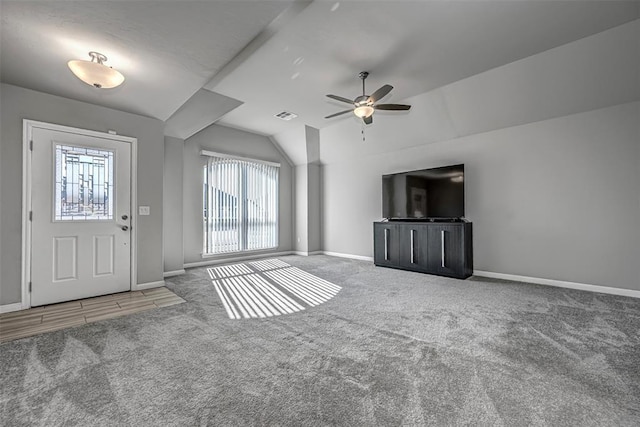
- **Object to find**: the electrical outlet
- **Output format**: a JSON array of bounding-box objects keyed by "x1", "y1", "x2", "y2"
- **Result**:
[{"x1": 139, "y1": 206, "x2": 150, "y2": 216}]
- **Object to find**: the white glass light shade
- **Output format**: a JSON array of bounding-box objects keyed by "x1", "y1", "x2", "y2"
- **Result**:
[
  {"x1": 68, "y1": 55, "x2": 124, "y2": 89},
  {"x1": 353, "y1": 105, "x2": 374, "y2": 118}
]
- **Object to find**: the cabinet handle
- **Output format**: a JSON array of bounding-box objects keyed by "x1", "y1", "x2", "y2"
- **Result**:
[
  {"x1": 441, "y1": 230, "x2": 445, "y2": 267},
  {"x1": 384, "y1": 228, "x2": 389, "y2": 261},
  {"x1": 410, "y1": 229, "x2": 415, "y2": 263}
]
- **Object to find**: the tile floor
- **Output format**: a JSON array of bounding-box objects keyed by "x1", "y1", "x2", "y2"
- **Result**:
[{"x1": 0, "y1": 287, "x2": 185, "y2": 343}]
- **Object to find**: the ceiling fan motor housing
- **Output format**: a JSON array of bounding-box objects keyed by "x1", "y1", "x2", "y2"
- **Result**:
[{"x1": 354, "y1": 95, "x2": 370, "y2": 105}]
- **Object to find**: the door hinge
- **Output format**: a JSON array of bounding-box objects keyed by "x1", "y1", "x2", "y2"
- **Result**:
[
  {"x1": 29, "y1": 282, "x2": 32, "y2": 292},
  {"x1": 29, "y1": 140, "x2": 33, "y2": 151},
  {"x1": 29, "y1": 211, "x2": 33, "y2": 221}
]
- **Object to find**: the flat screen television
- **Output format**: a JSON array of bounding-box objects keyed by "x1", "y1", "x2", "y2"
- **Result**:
[{"x1": 382, "y1": 164, "x2": 464, "y2": 220}]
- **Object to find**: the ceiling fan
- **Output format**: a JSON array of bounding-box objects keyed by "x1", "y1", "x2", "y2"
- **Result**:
[{"x1": 325, "y1": 71, "x2": 411, "y2": 125}]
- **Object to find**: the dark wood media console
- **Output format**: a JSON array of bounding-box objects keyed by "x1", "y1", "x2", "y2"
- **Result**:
[{"x1": 373, "y1": 220, "x2": 473, "y2": 279}]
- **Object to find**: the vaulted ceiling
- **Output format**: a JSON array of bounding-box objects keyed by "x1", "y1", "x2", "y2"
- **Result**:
[
  {"x1": 1, "y1": 1, "x2": 638, "y2": 140},
  {"x1": 0, "y1": 0, "x2": 293, "y2": 121}
]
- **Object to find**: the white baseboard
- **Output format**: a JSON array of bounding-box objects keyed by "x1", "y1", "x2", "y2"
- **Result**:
[
  {"x1": 163, "y1": 269, "x2": 186, "y2": 278},
  {"x1": 473, "y1": 270, "x2": 640, "y2": 299},
  {"x1": 294, "y1": 251, "x2": 323, "y2": 256},
  {"x1": 0, "y1": 302, "x2": 26, "y2": 314},
  {"x1": 322, "y1": 251, "x2": 374, "y2": 262},
  {"x1": 184, "y1": 251, "x2": 294, "y2": 269},
  {"x1": 133, "y1": 280, "x2": 166, "y2": 291}
]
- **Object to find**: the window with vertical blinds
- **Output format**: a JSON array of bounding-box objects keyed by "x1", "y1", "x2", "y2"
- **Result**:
[{"x1": 203, "y1": 153, "x2": 279, "y2": 255}]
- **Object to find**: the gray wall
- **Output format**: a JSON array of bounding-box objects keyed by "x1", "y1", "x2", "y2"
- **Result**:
[
  {"x1": 291, "y1": 126, "x2": 321, "y2": 254},
  {"x1": 294, "y1": 163, "x2": 321, "y2": 253},
  {"x1": 163, "y1": 136, "x2": 184, "y2": 273},
  {"x1": 319, "y1": 21, "x2": 640, "y2": 291},
  {"x1": 182, "y1": 124, "x2": 293, "y2": 264},
  {"x1": 0, "y1": 87, "x2": 3, "y2": 302},
  {"x1": 305, "y1": 126, "x2": 321, "y2": 253},
  {"x1": 294, "y1": 165, "x2": 308, "y2": 253},
  {"x1": 322, "y1": 103, "x2": 640, "y2": 291},
  {"x1": 0, "y1": 83, "x2": 165, "y2": 305},
  {"x1": 307, "y1": 163, "x2": 321, "y2": 253}
]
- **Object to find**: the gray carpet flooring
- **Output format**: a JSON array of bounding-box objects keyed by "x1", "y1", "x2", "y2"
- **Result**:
[{"x1": 1, "y1": 255, "x2": 639, "y2": 426}]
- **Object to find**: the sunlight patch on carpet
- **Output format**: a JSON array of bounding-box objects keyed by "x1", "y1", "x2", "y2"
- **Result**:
[{"x1": 208, "y1": 260, "x2": 341, "y2": 319}]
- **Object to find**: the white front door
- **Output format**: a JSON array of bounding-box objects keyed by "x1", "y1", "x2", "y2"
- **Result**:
[{"x1": 30, "y1": 126, "x2": 132, "y2": 306}]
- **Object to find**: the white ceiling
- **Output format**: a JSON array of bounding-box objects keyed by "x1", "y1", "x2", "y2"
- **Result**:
[
  {"x1": 1, "y1": 1, "x2": 638, "y2": 138},
  {"x1": 212, "y1": 0, "x2": 639, "y2": 136},
  {"x1": 0, "y1": 0, "x2": 293, "y2": 120}
]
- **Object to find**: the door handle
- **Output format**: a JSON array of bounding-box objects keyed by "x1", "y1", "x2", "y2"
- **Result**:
[
  {"x1": 384, "y1": 229, "x2": 389, "y2": 260},
  {"x1": 121, "y1": 225, "x2": 129, "y2": 231},
  {"x1": 410, "y1": 229, "x2": 415, "y2": 263},
  {"x1": 441, "y1": 230, "x2": 445, "y2": 267},
  {"x1": 121, "y1": 214, "x2": 128, "y2": 220}
]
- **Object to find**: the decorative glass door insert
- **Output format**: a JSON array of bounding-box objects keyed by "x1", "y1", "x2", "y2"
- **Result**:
[{"x1": 54, "y1": 144, "x2": 114, "y2": 221}]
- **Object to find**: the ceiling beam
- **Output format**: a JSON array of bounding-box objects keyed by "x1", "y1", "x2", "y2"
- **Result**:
[{"x1": 203, "y1": 0, "x2": 312, "y2": 92}]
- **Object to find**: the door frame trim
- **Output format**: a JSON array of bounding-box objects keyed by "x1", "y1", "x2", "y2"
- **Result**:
[{"x1": 22, "y1": 119, "x2": 138, "y2": 309}]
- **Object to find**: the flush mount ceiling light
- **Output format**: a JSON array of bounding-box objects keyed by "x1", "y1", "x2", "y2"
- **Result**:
[{"x1": 67, "y1": 51, "x2": 125, "y2": 89}]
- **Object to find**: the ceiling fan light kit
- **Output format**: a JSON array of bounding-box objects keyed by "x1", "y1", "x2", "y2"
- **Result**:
[
  {"x1": 325, "y1": 71, "x2": 411, "y2": 125},
  {"x1": 67, "y1": 51, "x2": 125, "y2": 89},
  {"x1": 354, "y1": 105, "x2": 374, "y2": 118}
]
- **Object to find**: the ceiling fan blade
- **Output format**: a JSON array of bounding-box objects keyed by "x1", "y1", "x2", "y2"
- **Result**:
[
  {"x1": 326, "y1": 94, "x2": 354, "y2": 105},
  {"x1": 363, "y1": 115, "x2": 373, "y2": 125},
  {"x1": 368, "y1": 84, "x2": 393, "y2": 103},
  {"x1": 375, "y1": 104, "x2": 411, "y2": 111},
  {"x1": 325, "y1": 109, "x2": 353, "y2": 119}
]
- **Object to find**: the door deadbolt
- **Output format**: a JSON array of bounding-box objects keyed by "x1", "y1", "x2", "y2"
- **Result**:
[
  {"x1": 121, "y1": 225, "x2": 129, "y2": 231},
  {"x1": 122, "y1": 214, "x2": 128, "y2": 220}
]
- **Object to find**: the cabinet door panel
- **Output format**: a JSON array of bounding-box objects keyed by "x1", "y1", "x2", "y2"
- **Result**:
[
  {"x1": 442, "y1": 225, "x2": 463, "y2": 275},
  {"x1": 426, "y1": 226, "x2": 444, "y2": 271},
  {"x1": 374, "y1": 223, "x2": 399, "y2": 266},
  {"x1": 399, "y1": 225, "x2": 428, "y2": 270},
  {"x1": 427, "y1": 225, "x2": 463, "y2": 275}
]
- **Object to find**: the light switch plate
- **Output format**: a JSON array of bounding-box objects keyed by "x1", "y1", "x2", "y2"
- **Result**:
[{"x1": 139, "y1": 206, "x2": 150, "y2": 215}]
